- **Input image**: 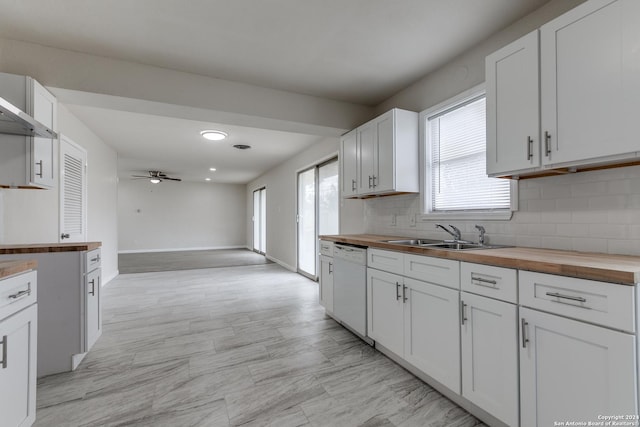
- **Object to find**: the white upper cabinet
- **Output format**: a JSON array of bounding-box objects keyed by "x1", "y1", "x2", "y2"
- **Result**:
[
  {"x1": 0, "y1": 72, "x2": 58, "y2": 189},
  {"x1": 340, "y1": 130, "x2": 358, "y2": 197},
  {"x1": 541, "y1": 0, "x2": 639, "y2": 167},
  {"x1": 487, "y1": 0, "x2": 640, "y2": 177},
  {"x1": 486, "y1": 30, "x2": 540, "y2": 177},
  {"x1": 340, "y1": 108, "x2": 418, "y2": 198}
]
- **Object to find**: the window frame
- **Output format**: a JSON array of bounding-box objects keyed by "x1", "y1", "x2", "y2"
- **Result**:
[{"x1": 418, "y1": 84, "x2": 517, "y2": 221}]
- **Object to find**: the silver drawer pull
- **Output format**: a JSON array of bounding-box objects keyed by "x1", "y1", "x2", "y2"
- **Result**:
[
  {"x1": 1, "y1": 335, "x2": 7, "y2": 369},
  {"x1": 521, "y1": 319, "x2": 529, "y2": 348},
  {"x1": 471, "y1": 276, "x2": 498, "y2": 286},
  {"x1": 91, "y1": 255, "x2": 101, "y2": 262},
  {"x1": 8, "y1": 288, "x2": 31, "y2": 301},
  {"x1": 545, "y1": 292, "x2": 586, "y2": 303}
]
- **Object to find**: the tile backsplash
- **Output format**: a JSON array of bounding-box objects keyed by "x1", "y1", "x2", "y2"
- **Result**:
[{"x1": 364, "y1": 165, "x2": 640, "y2": 256}]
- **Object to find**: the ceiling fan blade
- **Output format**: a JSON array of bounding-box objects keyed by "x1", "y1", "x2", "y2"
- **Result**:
[
  {"x1": 163, "y1": 177, "x2": 182, "y2": 181},
  {"x1": 131, "y1": 175, "x2": 151, "y2": 178}
]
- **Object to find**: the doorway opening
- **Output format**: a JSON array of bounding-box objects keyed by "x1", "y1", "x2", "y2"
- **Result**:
[
  {"x1": 253, "y1": 187, "x2": 266, "y2": 254},
  {"x1": 297, "y1": 157, "x2": 339, "y2": 278}
]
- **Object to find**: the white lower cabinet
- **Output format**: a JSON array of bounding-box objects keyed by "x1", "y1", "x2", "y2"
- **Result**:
[
  {"x1": 404, "y1": 277, "x2": 460, "y2": 393},
  {"x1": 367, "y1": 263, "x2": 460, "y2": 393},
  {"x1": 461, "y1": 292, "x2": 518, "y2": 426},
  {"x1": 520, "y1": 307, "x2": 637, "y2": 427},
  {"x1": 0, "y1": 269, "x2": 38, "y2": 427},
  {"x1": 85, "y1": 267, "x2": 101, "y2": 351},
  {"x1": 319, "y1": 254, "x2": 334, "y2": 314},
  {"x1": 367, "y1": 268, "x2": 404, "y2": 356}
]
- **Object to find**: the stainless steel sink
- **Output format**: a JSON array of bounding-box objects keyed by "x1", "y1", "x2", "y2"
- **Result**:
[
  {"x1": 383, "y1": 239, "x2": 510, "y2": 251},
  {"x1": 383, "y1": 239, "x2": 441, "y2": 246}
]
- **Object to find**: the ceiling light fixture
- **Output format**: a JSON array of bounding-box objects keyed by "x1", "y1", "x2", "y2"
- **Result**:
[
  {"x1": 205, "y1": 178, "x2": 211, "y2": 181},
  {"x1": 200, "y1": 130, "x2": 228, "y2": 141},
  {"x1": 233, "y1": 144, "x2": 251, "y2": 150},
  {"x1": 209, "y1": 167, "x2": 217, "y2": 171},
  {"x1": 150, "y1": 178, "x2": 161, "y2": 184}
]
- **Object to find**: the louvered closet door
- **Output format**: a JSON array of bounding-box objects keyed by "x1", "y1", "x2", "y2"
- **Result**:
[{"x1": 59, "y1": 135, "x2": 87, "y2": 243}]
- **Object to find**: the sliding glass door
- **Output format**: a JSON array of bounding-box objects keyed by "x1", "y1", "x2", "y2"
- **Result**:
[
  {"x1": 297, "y1": 158, "x2": 339, "y2": 278},
  {"x1": 253, "y1": 187, "x2": 266, "y2": 254}
]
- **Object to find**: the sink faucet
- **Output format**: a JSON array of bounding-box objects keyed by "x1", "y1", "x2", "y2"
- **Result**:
[
  {"x1": 475, "y1": 225, "x2": 486, "y2": 245},
  {"x1": 435, "y1": 224, "x2": 462, "y2": 241}
]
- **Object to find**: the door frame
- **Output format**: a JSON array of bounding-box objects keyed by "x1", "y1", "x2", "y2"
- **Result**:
[
  {"x1": 295, "y1": 155, "x2": 339, "y2": 280},
  {"x1": 252, "y1": 187, "x2": 266, "y2": 255}
]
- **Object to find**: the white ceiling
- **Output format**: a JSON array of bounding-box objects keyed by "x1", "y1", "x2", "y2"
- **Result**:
[{"x1": 0, "y1": 0, "x2": 551, "y2": 184}]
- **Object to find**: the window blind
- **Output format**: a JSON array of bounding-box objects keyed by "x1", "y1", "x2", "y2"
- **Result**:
[{"x1": 429, "y1": 96, "x2": 511, "y2": 212}]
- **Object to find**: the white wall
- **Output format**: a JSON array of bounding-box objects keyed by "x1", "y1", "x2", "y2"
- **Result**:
[
  {"x1": 246, "y1": 137, "x2": 364, "y2": 271},
  {"x1": 119, "y1": 180, "x2": 246, "y2": 252},
  {"x1": 1, "y1": 104, "x2": 119, "y2": 282}
]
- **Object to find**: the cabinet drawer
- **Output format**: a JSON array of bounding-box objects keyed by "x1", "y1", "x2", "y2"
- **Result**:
[
  {"x1": 461, "y1": 262, "x2": 517, "y2": 303},
  {"x1": 404, "y1": 254, "x2": 460, "y2": 290},
  {"x1": 519, "y1": 271, "x2": 635, "y2": 332},
  {"x1": 368, "y1": 249, "x2": 404, "y2": 275},
  {"x1": 319, "y1": 241, "x2": 334, "y2": 257},
  {"x1": 0, "y1": 270, "x2": 37, "y2": 321},
  {"x1": 85, "y1": 249, "x2": 101, "y2": 272}
]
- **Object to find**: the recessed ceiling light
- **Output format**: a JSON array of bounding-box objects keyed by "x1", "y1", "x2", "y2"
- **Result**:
[
  {"x1": 233, "y1": 144, "x2": 251, "y2": 150},
  {"x1": 205, "y1": 178, "x2": 211, "y2": 181},
  {"x1": 200, "y1": 130, "x2": 227, "y2": 141},
  {"x1": 209, "y1": 167, "x2": 217, "y2": 171}
]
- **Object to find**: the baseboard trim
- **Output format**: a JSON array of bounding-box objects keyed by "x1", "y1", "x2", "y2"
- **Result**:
[
  {"x1": 118, "y1": 245, "x2": 246, "y2": 254},
  {"x1": 103, "y1": 270, "x2": 119, "y2": 286},
  {"x1": 265, "y1": 255, "x2": 296, "y2": 272}
]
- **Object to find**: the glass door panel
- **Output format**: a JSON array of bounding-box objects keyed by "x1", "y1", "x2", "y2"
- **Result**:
[{"x1": 297, "y1": 168, "x2": 316, "y2": 277}]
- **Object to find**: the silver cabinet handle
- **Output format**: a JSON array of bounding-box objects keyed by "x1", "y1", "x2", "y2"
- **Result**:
[
  {"x1": 91, "y1": 254, "x2": 101, "y2": 262},
  {"x1": 395, "y1": 282, "x2": 401, "y2": 301},
  {"x1": 36, "y1": 160, "x2": 44, "y2": 178},
  {"x1": 460, "y1": 300, "x2": 468, "y2": 325},
  {"x1": 328, "y1": 262, "x2": 333, "y2": 275},
  {"x1": 544, "y1": 131, "x2": 551, "y2": 156},
  {"x1": 61, "y1": 233, "x2": 70, "y2": 239},
  {"x1": 89, "y1": 279, "x2": 96, "y2": 296},
  {"x1": 527, "y1": 136, "x2": 533, "y2": 160},
  {"x1": 1, "y1": 335, "x2": 7, "y2": 369},
  {"x1": 471, "y1": 276, "x2": 498, "y2": 286},
  {"x1": 402, "y1": 284, "x2": 408, "y2": 303},
  {"x1": 521, "y1": 318, "x2": 529, "y2": 348},
  {"x1": 351, "y1": 179, "x2": 356, "y2": 192},
  {"x1": 368, "y1": 176, "x2": 373, "y2": 188},
  {"x1": 372, "y1": 175, "x2": 377, "y2": 188},
  {"x1": 545, "y1": 292, "x2": 586, "y2": 303},
  {"x1": 8, "y1": 288, "x2": 31, "y2": 301}
]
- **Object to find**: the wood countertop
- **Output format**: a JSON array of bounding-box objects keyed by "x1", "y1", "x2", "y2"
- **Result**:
[
  {"x1": 320, "y1": 234, "x2": 640, "y2": 285},
  {"x1": 0, "y1": 259, "x2": 37, "y2": 279},
  {"x1": 0, "y1": 242, "x2": 102, "y2": 254}
]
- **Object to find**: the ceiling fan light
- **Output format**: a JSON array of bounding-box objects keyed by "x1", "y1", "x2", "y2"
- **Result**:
[
  {"x1": 200, "y1": 130, "x2": 227, "y2": 141},
  {"x1": 150, "y1": 178, "x2": 161, "y2": 184}
]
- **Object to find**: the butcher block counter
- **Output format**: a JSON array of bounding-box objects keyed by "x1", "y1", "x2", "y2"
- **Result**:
[
  {"x1": 320, "y1": 234, "x2": 640, "y2": 285},
  {"x1": 0, "y1": 242, "x2": 101, "y2": 254},
  {"x1": 0, "y1": 259, "x2": 37, "y2": 279}
]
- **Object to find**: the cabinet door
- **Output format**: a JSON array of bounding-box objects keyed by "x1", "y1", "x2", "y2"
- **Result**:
[
  {"x1": 367, "y1": 268, "x2": 403, "y2": 356},
  {"x1": 85, "y1": 268, "x2": 101, "y2": 351},
  {"x1": 29, "y1": 79, "x2": 57, "y2": 188},
  {"x1": 404, "y1": 277, "x2": 460, "y2": 393},
  {"x1": 0, "y1": 304, "x2": 37, "y2": 427},
  {"x1": 319, "y1": 256, "x2": 334, "y2": 313},
  {"x1": 340, "y1": 130, "x2": 358, "y2": 197},
  {"x1": 373, "y1": 111, "x2": 394, "y2": 193},
  {"x1": 461, "y1": 293, "x2": 518, "y2": 427},
  {"x1": 520, "y1": 307, "x2": 637, "y2": 427},
  {"x1": 486, "y1": 30, "x2": 540, "y2": 176},
  {"x1": 541, "y1": 0, "x2": 639, "y2": 166},
  {"x1": 357, "y1": 122, "x2": 376, "y2": 194}
]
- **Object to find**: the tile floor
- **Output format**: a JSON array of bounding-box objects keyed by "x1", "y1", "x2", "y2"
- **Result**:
[{"x1": 34, "y1": 263, "x2": 484, "y2": 427}]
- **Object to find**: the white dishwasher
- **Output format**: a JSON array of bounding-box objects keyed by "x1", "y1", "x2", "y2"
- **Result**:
[{"x1": 332, "y1": 243, "x2": 369, "y2": 340}]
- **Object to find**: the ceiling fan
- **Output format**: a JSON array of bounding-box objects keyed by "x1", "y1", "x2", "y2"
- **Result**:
[{"x1": 131, "y1": 170, "x2": 182, "y2": 184}]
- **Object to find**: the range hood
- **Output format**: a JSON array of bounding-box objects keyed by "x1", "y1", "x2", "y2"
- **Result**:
[{"x1": 0, "y1": 95, "x2": 58, "y2": 139}]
